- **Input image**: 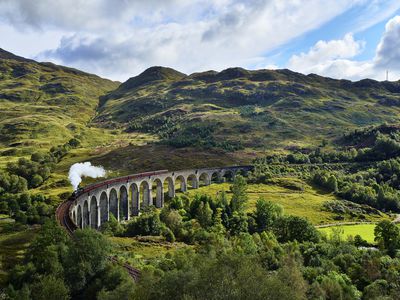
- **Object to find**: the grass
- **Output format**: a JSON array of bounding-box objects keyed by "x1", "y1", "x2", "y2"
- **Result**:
[
  {"x1": 318, "y1": 224, "x2": 377, "y2": 244},
  {"x1": 179, "y1": 178, "x2": 389, "y2": 225}
]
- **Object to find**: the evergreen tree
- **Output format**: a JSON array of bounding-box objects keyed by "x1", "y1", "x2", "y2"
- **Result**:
[
  {"x1": 196, "y1": 201, "x2": 213, "y2": 228},
  {"x1": 230, "y1": 175, "x2": 248, "y2": 212}
]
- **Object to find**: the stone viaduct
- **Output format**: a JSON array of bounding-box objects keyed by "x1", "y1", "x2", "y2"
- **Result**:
[{"x1": 69, "y1": 166, "x2": 253, "y2": 229}]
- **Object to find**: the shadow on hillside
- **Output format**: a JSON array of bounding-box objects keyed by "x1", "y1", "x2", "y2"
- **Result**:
[{"x1": 90, "y1": 144, "x2": 252, "y2": 174}]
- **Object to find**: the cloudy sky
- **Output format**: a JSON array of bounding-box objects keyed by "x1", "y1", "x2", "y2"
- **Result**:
[{"x1": 1, "y1": 0, "x2": 400, "y2": 81}]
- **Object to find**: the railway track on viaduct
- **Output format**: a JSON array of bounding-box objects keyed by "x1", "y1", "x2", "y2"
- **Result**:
[{"x1": 55, "y1": 199, "x2": 140, "y2": 281}]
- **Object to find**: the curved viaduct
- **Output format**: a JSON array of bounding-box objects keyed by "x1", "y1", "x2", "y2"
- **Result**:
[{"x1": 70, "y1": 166, "x2": 253, "y2": 229}]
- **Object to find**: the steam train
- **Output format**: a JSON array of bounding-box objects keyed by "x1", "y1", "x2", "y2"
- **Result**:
[{"x1": 71, "y1": 170, "x2": 169, "y2": 199}]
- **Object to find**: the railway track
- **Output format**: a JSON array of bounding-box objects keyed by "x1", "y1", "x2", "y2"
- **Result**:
[{"x1": 55, "y1": 199, "x2": 140, "y2": 281}]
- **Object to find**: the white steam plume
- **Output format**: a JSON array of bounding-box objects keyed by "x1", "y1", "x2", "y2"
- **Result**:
[{"x1": 68, "y1": 162, "x2": 106, "y2": 190}]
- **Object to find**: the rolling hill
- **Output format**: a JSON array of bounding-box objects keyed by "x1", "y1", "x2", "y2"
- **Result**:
[
  {"x1": 95, "y1": 66, "x2": 400, "y2": 152},
  {"x1": 0, "y1": 48, "x2": 119, "y2": 163},
  {"x1": 1, "y1": 48, "x2": 400, "y2": 179}
]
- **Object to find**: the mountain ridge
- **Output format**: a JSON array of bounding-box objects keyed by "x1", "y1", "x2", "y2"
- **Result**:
[{"x1": 2, "y1": 48, "x2": 400, "y2": 169}]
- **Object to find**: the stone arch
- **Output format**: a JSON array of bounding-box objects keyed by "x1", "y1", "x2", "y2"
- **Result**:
[
  {"x1": 187, "y1": 174, "x2": 199, "y2": 189},
  {"x1": 100, "y1": 191, "x2": 108, "y2": 224},
  {"x1": 235, "y1": 168, "x2": 247, "y2": 177},
  {"x1": 130, "y1": 183, "x2": 140, "y2": 216},
  {"x1": 164, "y1": 177, "x2": 175, "y2": 198},
  {"x1": 72, "y1": 210, "x2": 76, "y2": 224},
  {"x1": 211, "y1": 171, "x2": 220, "y2": 184},
  {"x1": 175, "y1": 175, "x2": 187, "y2": 192},
  {"x1": 152, "y1": 178, "x2": 163, "y2": 208},
  {"x1": 223, "y1": 170, "x2": 235, "y2": 182},
  {"x1": 199, "y1": 173, "x2": 211, "y2": 186},
  {"x1": 83, "y1": 200, "x2": 89, "y2": 228},
  {"x1": 140, "y1": 181, "x2": 152, "y2": 207},
  {"x1": 109, "y1": 188, "x2": 118, "y2": 220},
  {"x1": 77, "y1": 205, "x2": 82, "y2": 229},
  {"x1": 90, "y1": 196, "x2": 98, "y2": 229},
  {"x1": 119, "y1": 185, "x2": 129, "y2": 220}
]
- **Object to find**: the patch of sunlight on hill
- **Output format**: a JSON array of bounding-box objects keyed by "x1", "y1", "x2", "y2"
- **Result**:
[
  {"x1": 179, "y1": 179, "x2": 389, "y2": 225},
  {"x1": 319, "y1": 224, "x2": 377, "y2": 244}
]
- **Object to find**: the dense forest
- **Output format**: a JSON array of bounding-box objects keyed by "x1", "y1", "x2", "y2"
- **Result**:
[{"x1": 4, "y1": 173, "x2": 400, "y2": 299}]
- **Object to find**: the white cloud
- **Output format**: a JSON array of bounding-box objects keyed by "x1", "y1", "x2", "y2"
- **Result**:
[
  {"x1": 287, "y1": 15, "x2": 400, "y2": 81},
  {"x1": 289, "y1": 34, "x2": 364, "y2": 69},
  {"x1": 1, "y1": 0, "x2": 399, "y2": 80},
  {"x1": 375, "y1": 15, "x2": 400, "y2": 71},
  {"x1": 0, "y1": 0, "x2": 364, "y2": 80}
]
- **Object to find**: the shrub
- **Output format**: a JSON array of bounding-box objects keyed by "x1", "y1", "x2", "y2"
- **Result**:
[{"x1": 163, "y1": 227, "x2": 176, "y2": 243}]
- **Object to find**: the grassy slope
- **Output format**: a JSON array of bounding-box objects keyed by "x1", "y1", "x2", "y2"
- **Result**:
[
  {"x1": 96, "y1": 67, "x2": 400, "y2": 150},
  {"x1": 318, "y1": 224, "x2": 377, "y2": 244},
  {"x1": 180, "y1": 179, "x2": 389, "y2": 225},
  {"x1": 0, "y1": 49, "x2": 119, "y2": 168},
  {"x1": 2, "y1": 51, "x2": 400, "y2": 200}
]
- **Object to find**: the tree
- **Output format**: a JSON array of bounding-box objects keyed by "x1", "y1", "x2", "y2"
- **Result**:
[
  {"x1": 0, "y1": 200, "x2": 8, "y2": 214},
  {"x1": 8, "y1": 175, "x2": 28, "y2": 193},
  {"x1": 229, "y1": 212, "x2": 248, "y2": 235},
  {"x1": 230, "y1": 175, "x2": 248, "y2": 212},
  {"x1": 310, "y1": 271, "x2": 361, "y2": 300},
  {"x1": 163, "y1": 227, "x2": 176, "y2": 242},
  {"x1": 8, "y1": 197, "x2": 20, "y2": 215},
  {"x1": 18, "y1": 193, "x2": 31, "y2": 210},
  {"x1": 125, "y1": 208, "x2": 163, "y2": 236},
  {"x1": 374, "y1": 220, "x2": 399, "y2": 257},
  {"x1": 196, "y1": 201, "x2": 213, "y2": 228},
  {"x1": 100, "y1": 214, "x2": 124, "y2": 236},
  {"x1": 30, "y1": 275, "x2": 69, "y2": 300},
  {"x1": 64, "y1": 228, "x2": 111, "y2": 292},
  {"x1": 363, "y1": 279, "x2": 390, "y2": 300},
  {"x1": 273, "y1": 216, "x2": 319, "y2": 243},
  {"x1": 211, "y1": 207, "x2": 226, "y2": 235},
  {"x1": 327, "y1": 175, "x2": 338, "y2": 193},
  {"x1": 254, "y1": 198, "x2": 283, "y2": 232},
  {"x1": 85, "y1": 265, "x2": 135, "y2": 300},
  {"x1": 26, "y1": 220, "x2": 69, "y2": 276},
  {"x1": 14, "y1": 211, "x2": 27, "y2": 224},
  {"x1": 161, "y1": 209, "x2": 182, "y2": 235}
]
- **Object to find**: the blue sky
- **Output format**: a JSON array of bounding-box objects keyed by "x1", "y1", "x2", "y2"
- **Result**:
[{"x1": 0, "y1": 0, "x2": 400, "y2": 81}]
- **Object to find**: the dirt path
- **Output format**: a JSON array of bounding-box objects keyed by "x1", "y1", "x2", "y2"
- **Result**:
[{"x1": 315, "y1": 221, "x2": 375, "y2": 228}]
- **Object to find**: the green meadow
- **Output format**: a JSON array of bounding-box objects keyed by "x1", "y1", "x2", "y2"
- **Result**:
[
  {"x1": 180, "y1": 179, "x2": 390, "y2": 225},
  {"x1": 318, "y1": 224, "x2": 377, "y2": 244}
]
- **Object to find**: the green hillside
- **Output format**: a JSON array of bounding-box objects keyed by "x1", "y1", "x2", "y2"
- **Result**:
[
  {"x1": 96, "y1": 66, "x2": 400, "y2": 152},
  {"x1": 2, "y1": 49, "x2": 400, "y2": 195},
  {"x1": 0, "y1": 48, "x2": 119, "y2": 167}
]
